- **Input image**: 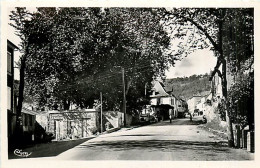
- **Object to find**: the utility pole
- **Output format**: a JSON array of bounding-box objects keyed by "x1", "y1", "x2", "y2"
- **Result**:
[
  {"x1": 122, "y1": 67, "x2": 126, "y2": 127},
  {"x1": 145, "y1": 83, "x2": 147, "y2": 114},
  {"x1": 100, "y1": 92, "x2": 103, "y2": 133}
]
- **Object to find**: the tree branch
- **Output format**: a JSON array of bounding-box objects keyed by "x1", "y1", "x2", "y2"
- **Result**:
[{"x1": 164, "y1": 10, "x2": 220, "y2": 54}]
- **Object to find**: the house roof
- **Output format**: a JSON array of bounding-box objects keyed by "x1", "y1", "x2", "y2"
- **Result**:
[
  {"x1": 150, "y1": 81, "x2": 169, "y2": 98},
  {"x1": 7, "y1": 40, "x2": 19, "y2": 50}
]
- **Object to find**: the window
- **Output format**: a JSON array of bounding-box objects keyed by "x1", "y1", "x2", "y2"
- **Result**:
[
  {"x1": 7, "y1": 52, "x2": 12, "y2": 75},
  {"x1": 7, "y1": 87, "x2": 11, "y2": 110},
  {"x1": 171, "y1": 98, "x2": 174, "y2": 105}
]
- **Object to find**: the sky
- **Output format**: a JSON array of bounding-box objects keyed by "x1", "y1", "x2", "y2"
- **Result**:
[{"x1": 165, "y1": 49, "x2": 217, "y2": 79}]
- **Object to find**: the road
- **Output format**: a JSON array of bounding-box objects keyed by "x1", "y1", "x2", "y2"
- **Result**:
[{"x1": 55, "y1": 117, "x2": 253, "y2": 160}]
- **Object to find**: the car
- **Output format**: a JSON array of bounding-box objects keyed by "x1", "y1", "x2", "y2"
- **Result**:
[
  {"x1": 139, "y1": 113, "x2": 157, "y2": 123},
  {"x1": 139, "y1": 114, "x2": 150, "y2": 123}
]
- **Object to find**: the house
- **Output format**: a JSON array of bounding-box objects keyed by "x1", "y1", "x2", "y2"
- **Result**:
[
  {"x1": 195, "y1": 96, "x2": 206, "y2": 116},
  {"x1": 187, "y1": 95, "x2": 201, "y2": 115},
  {"x1": 7, "y1": 40, "x2": 38, "y2": 145},
  {"x1": 176, "y1": 98, "x2": 188, "y2": 118},
  {"x1": 209, "y1": 65, "x2": 223, "y2": 100},
  {"x1": 150, "y1": 81, "x2": 177, "y2": 121},
  {"x1": 7, "y1": 40, "x2": 18, "y2": 144}
]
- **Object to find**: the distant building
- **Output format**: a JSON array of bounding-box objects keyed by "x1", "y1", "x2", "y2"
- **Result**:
[
  {"x1": 187, "y1": 96, "x2": 201, "y2": 115},
  {"x1": 176, "y1": 98, "x2": 188, "y2": 118},
  {"x1": 195, "y1": 96, "x2": 206, "y2": 116},
  {"x1": 149, "y1": 81, "x2": 177, "y2": 120},
  {"x1": 209, "y1": 65, "x2": 223, "y2": 99}
]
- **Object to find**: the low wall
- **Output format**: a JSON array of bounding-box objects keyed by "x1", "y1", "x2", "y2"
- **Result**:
[{"x1": 204, "y1": 102, "x2": 227, "y2": 133}]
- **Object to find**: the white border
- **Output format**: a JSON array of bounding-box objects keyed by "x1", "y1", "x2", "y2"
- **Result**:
[{"x1": 1, "y1": 1, "x2": 260, "y2": 168}]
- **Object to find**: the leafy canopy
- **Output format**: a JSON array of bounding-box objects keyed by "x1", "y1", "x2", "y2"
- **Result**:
[{"x1": 10, "y1": 7, "x2": 173, "y2": 112}]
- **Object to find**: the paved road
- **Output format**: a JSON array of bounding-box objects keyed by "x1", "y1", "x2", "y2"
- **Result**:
[{"x1": 55, "y1": 117, "x2": 254, "y2": 160}]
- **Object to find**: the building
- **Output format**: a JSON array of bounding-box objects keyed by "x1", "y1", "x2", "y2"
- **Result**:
[
  {"x1": 209, "y1": 66, "x2": 223, "y2": 100},
  {"x1": 176, "y1": 98, "x2": 188, "y2": 118},
  {"x1": 187, "y1": 95, "x2": 201, "y2": 115},
  {"x1": 150, "y1": 81, "x2": 177, "y2": 120},
  {"x1": 195, "y1": 96, "x2": 206, "y2": 116},
  {"x1": 7, "y1": 40, "x2": 38, "y2": 146},
  {"x1": 7, "y1": 40, "x2": 18, "y2": 143}
]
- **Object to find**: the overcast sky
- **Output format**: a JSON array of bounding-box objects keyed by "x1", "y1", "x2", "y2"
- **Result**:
[{"x1": 165, "y1": 48, "x2": 217, "y2": 79}]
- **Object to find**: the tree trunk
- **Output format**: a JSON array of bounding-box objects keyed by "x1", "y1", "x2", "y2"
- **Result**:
[
  {"x1": 15, "y1": 55, "x2": 26, "y2": 144},
  {"x1": 221, "y1": 48, "x2": 235, "y2": 148},
  {"x1": 63, "y1": 99, "x2": 71, "y2": 110},
  {"x1": 219, "y1": 13, "x2": 234, "y2": 147}
]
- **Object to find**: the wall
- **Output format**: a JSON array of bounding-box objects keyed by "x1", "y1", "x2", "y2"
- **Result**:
[
  {"x1": 161, "y1": 97, "x2": 171, "y2": 105},
  {"x1": 204, "y1": 100, "x2": 227, "y2": 132},
  {"x1": 103, "y1": 111, "x2": 124, "y2": 130},
  {"x1": 36, "y1": 111, "x2": 99, "y2": 141},
  {"x1": 187, "y1": 96, "x2": 201, "y2": 114},
  {"x1": 150, "y1": 98, "x2": 157, "y2": 105}
]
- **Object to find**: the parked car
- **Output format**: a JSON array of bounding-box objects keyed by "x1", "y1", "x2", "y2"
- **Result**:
[
  {"x1": 184, "y1": 113, "x2": 190, "y2": 118},
  {"x1": 139, "y1": 113, "x2": 157, "y2": 124},
  {"x1": 139, "y1": 114, "x2": 150, "y2": 123}
]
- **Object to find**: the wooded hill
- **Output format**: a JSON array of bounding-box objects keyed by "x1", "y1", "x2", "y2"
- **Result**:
[{"x1": 164, "y1": 74, "x2": 211, "y2": 100}]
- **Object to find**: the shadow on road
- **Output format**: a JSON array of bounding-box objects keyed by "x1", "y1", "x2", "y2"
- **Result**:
[
  {"x1": 150, "y1": 118, "x2": 204, "y2": 126},
  {"x1": 77, "y1": 139, "x2": 228, "y2": 153}
]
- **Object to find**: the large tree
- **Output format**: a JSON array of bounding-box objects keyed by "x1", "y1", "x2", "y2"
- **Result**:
[
  {"x1": 162, "y1": 8, "x2": 254, "y2": 147},
  {"x1": 10, "y1": 8, "x2": 172, "y2": 115}
]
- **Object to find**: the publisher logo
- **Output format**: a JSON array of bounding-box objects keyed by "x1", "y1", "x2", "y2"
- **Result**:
[{"x1": 14, "y1": 149, "x2": 32, "y2": 158}]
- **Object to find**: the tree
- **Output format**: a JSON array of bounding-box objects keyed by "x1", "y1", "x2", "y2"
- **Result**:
[
  {"x1": 10, "y1": 7, "x2": 172, "y2": 115},
  {"x1": 162, "y1": 8, "x2": 253, "y2": 147},
  {"x1": 9, "y1": 8, "x2": 33, "y2": 139},
  {"x1": 222, "y1": 9, "x2": 254, "y2": 131}
]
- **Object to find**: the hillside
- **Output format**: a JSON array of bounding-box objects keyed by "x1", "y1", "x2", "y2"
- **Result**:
[{"x1": 164, "y1": 74, "x2": 211, "y2": 100}]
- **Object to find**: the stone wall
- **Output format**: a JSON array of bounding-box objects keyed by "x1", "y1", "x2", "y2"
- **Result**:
[{"x1": 204, "y1": 100, "x2": 227, "y2": 133}]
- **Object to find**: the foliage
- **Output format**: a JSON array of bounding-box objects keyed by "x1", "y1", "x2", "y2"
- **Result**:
[
  {"x1": 222, "y1": 8, "x2": 254, "y2": 128},
  {"x1": 162, "y1": 8, "x2": 254, "y2": 146},
  {"x1": 164, "y1": 73, "x2": 211, "y2": 100},
  {"x1": 227, "y1": 72, "x2": 254, "y2": 128},
  {"x1": 161, "y1": 8, "x2": 222, "y2": 59},
  {"x1": 222, "y1": 8, "x2": 254, "y2": 75},
  {"x1": 10, "y1": 7, "x2": 172, "y2": 112}
]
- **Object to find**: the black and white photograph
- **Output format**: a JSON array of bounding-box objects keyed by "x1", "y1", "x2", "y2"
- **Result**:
[{"x1": 1, "y1": 1, "x2": 259, "y2": 167}]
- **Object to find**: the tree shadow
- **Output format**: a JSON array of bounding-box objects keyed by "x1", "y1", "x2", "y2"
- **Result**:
[
  {"x1": 77, "y1": 139, "x2": 229, "y2": 153},
  {"x1": 150, "y1": 119, "x2": 204, "y2": 126}
]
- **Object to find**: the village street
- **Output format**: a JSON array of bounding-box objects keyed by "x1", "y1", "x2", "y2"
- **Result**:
[{"x1": 53, "y1": 117, "x2": 253, "y2": 160}]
